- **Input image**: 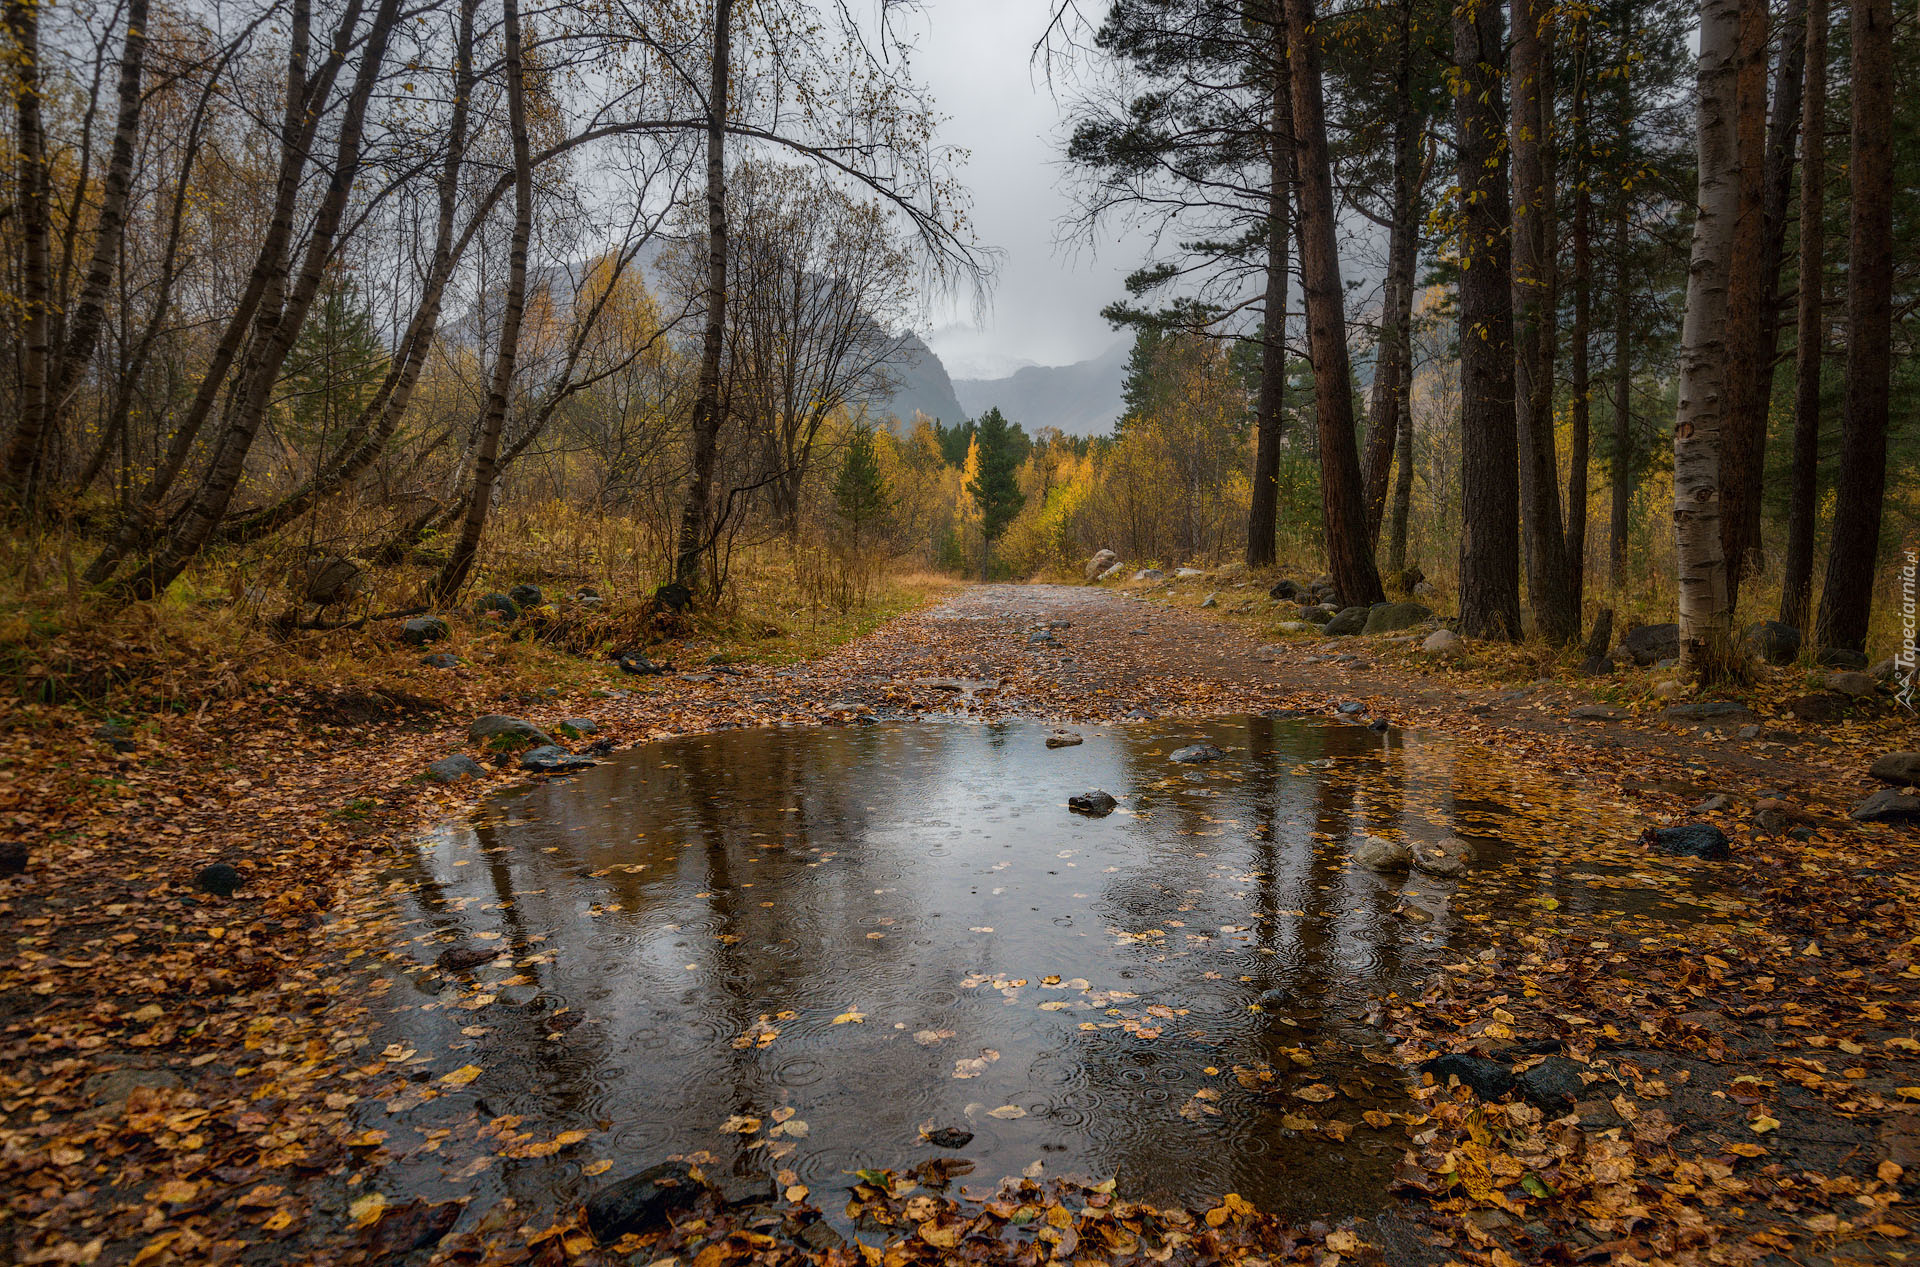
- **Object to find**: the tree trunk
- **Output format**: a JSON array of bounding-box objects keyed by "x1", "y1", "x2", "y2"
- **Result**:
[
  {"x1": 1716, "y1": 0, "x2": 1772, "y2": 607},
  {"x1": 1672, "y1": 0, "x2": 1741, "y2": 680},
  {"x1": 1565, "y1": 15, "x2": 1591, "y2": 611},
  {"x1": 673, "y1": 0, "x2": 734, "y2": 594},
  {"x1": 1607, "y1": 74, "x2": 1633, "y2": 592},
  {"x1": 1246, "y1": 2, "x2": 1291, "y2": 569},
  {"x1": 1362, "y1": 2, "x2": 1420, "y2": 547},
  {"x1": 1812, "y1": 0, "x2": 1892, "y2": 653},
  {"x1": 2, "y1": 0, "x2": 51, "y2": 501},
  {"x1": 1778, "y1": 0, "x2": 1825, "y2": 633},
  {"x1": 127, "y1": 0, "x2": 399, "y2": 598},
  {"x1": 1511, "y1": 0, "x2": 1577, "y2": 644},
  {"x1": 1284, "y1": 0, "x2": 1383, "y2": 608},
  {"x1": 1385, "y1": 355, "x2": 1414, "y2": 577},
  {"x1": 45, "y1": 0, "x2": 149, "y2": 424},
  {"x1": 434, "y1": 0, "x2": 534, "y2": 602},
  {"x1": 1453, "y1": 0, "x2": 1521, "y2": 640}
]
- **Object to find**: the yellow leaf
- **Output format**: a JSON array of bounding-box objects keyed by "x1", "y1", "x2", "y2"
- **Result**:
[
  {"x1": 987, "y1": 1104, "x2": 1027, "y2": 1119},
  {"x1": 349, "y1": 1192, "x2": 387, "y2": 1227},
  {"x1": 584, "y1": 1159, "x2": 613, "y2": 1176},
  {"x1": 1749, "y1": 1115, "x2": 1781, "y2": 1133},
  {"x1": 832, "y1": 1010, "x2": 866, "y2": 1025},
  {"x1": 151, "y1": 1178, "x2": 199, "y2": 1205},
  {"x1": 786, "y1": 1184, "x2": 809, "y2": 1203},
  {"x1": 440, "y1": 1064, "x2": 482, "y2": 1087}
]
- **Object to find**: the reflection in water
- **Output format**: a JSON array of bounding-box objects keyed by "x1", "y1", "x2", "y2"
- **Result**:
[{"x1": 369, "y1": 715, "x2": 1719, "y2": 1228}]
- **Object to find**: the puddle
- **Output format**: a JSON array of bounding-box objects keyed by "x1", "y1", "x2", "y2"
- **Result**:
[{"x1": 367, "y1": 714, "x2": 1735, "y2": 1228}]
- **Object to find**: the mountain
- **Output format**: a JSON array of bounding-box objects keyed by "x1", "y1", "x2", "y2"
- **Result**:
[
  {"x1": 867, "y1": 332, "x2": 967, "y2": 430},
  {"x1": 953, "y1": 341, "x2": 1130, "y2": 437}
]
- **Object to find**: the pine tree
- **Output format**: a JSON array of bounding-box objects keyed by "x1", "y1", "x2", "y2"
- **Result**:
[
  {"x1": 834, "y1": 424, "x2": 891, "y2": 551},
  {"x1": 967, "y1": 407, "x2": 1028, "y2": 573}
]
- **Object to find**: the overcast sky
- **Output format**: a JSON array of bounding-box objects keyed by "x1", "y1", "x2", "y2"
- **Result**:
[{"x1": 907, "y1": 0, "x2": 1140, "y2": 379}]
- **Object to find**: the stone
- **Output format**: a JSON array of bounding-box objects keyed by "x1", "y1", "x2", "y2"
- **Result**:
[
  {"x1": 1579, "y1": 654, "x2": 1615, "y2": 677},
  {"x1": 1336, "y1": 701, "x2": 1365, "y2": 715},
  {"x1": 300, "y1": 555, "x2": 367, "y2": 605},
  {"x1": 435, "y1": 943, "x2": 500, "y2": 973},
  {"x1": 1047, "y1": 620, "x2": 1072, "y2": 630},
  {"x1": 426, "y1": 755, "x2": 485, "y2": 783},
  {"x1": 521, "y1": 745, "x2": 596, "y2": 773},
  {"x1": 401, "y1": 616, "x2": 449, "y2": 646},
  {"x1": 469, "y1": 715, "x2": 555, "y2": 747},
  {"x1": 1870, "y1": 753, "x2": 1920, "y2": 787},
  {"x1": 1663, "y1": 699, "x2": 1754, "y2": 721},
  {"x1": 420, "y1": 652, "x2": 461, "y2": 669},
  {"x1": 1642, "y1": 823, "x2": 1731, "y2": 860},
  {"x1": 1323, "y1": 606, "x2": 1369, "y2": 637},
  {"x1": 92, "y1": 721, "x2": 137, "y2": 752},
  {"x1": 1870, "y1": 658, "x2": 1907, "y2": 684},
  {"x1": 1369, "y1": 718, "x2": 1389, "y2": 732},
  {"x1": 1420, "y1": 1053, "x2": 1515, "y2": 1101},
  {"x1": 1824, "y1": 670, "x2": 1879, "y2": 699},
  {"x1": 1026, "y1": 631, "x2": 1058, "y2": 646},
  {"x1": 1269, "y1": 578, "x2": 1301, "y2": 600},
  {"x1": 1622, "y1": 622, "x2": 1679, "y2": 666},
  {"x1": 1045, "y1": 731, "x2": 1083, "y2": 748},
  {"x1": 502, "y1": 583, "x2": 542, "y2": 610},
  {"x1": 616, "y1": 652, "x2": 670, "y2": 675},
  {"x1": 1693, "y1": 793, "x2": 1731, "y2": 813},
  {"x1": 925, "y1": 1126, "x2": 974, "y2": 1149},
  {"x1": 585, "y1": 1162, "x2": 713, "y2": 1243},
  {"x1": 1411, "y1": 837, "x2": 1474, "y2": 878},
  {"x1": 1412, "y1": 580, "x2": 1435, "y2": 597},
  {"x1": 0, "y1": 841, "x2": 25, "y2": 876},
  {"x1": 1276, "y1": 621, "x2": 1315, "y2": 634},
  {"x1": 1816, "y1": 646, "x2": 1869, "y2": 670},
  {"x1": 1423, "y1": 629, "x2": 1462, "y2": 656},
  {"x1": 1296, "y1": 605, "x2": 1334, "y2": 625},
  {"x1": 475, "y1": 592, "x2": 519, "y2": 620},
  {"x1": 196, "y1": 862, "x2": 243, "y2": 897},
  {"x1": 1362, "y1": 601, "x2": 1432, "y2": 634},
  {"x1": 1397, "y1": 565, "x2": 1427, "y2": 591},
  {"x1": 1352, "y1": 836, "x2": 1412, "y2": 872},
  {"x1": 1745, "y1": 620, "x2": 1801, "y2": 665},
  {"x1": 1085, "y1": 549, "x2": 1119, "y2": 581},
  {"x1": 1570, "y1": 704, "x2": 1624, "y2": 721},
  {"x1": 1133, "y1": 568, "x2": 1166, "y2": 582},
  {"x1": 1651, "y1": 681, "x2": 1684, "y2": 701},
  {"x1": 558, "y1": 718, "x2": 599, "y2": 737},
  {"x1": 1852, "y1": 788, "x2": 1920, "y2": 823},
  {"x1": 1068, "y1": 790, "x2": 1118, "y2": 817},
  {"x1": 1516, "y1": 1057, "x2": 1593, "y2": 1113},
  {"x1": 1169, "y1": 743, "x2": 1225, "y2": 764},
  {"x1": 1199, "y1": 592, "x2": 1218, "y2": 608},
  {"x1": 1175, "y1": 567, "x2": 1206, "y2": 578},
  {"x1": 653, "y1": 582, "x2": 694, "y2": 612},
  {"x1": 1786, "y1": 691, "x2": 1848, "y2": 722}
]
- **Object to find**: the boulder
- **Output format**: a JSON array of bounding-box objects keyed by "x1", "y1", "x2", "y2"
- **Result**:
[
  {"x1": 1824, "y1": 670, "x2": 1879, "y2": 699},
  {"x1": 1170, "y1": 743, "x2": 1225, "y2": 764},
  {"x1": 1663, "y1": 699, "x2": 1754, "y2": 722},
  {"x1": 1816, "y1": 646, "x2": 1869, "y2": 670},
  {"x1": 196, "y1": 862, "x2": 244, "y2": 896},
  {"x1": 1084, "y1": 549, "x2": 1119, "y2": 581},
  {"x1": 1423, "y1": 628, "x2": 1462, "y2": 656},
  {"x1": 1199, "y1": 592, "x2": 1218, "y2": 609},
  {"x1": 1045, "y1": 731, "x2": 1083, "y2": 748},
  {"x1": 1641, "y1": 823, "x2": 1730, "y2": 860},
  {"x1": 426, "y1": 755, "x2": 486, "y2": 783},
  {"x1": 1516, "y1": 1057, "x2": 1594, "y2": 1113},
  {"x1": 1096, "y1": 562, "x2": 1125, "y2": 581},
  {"x1": 1786, "y1": 691, "x2": 1848, "y2": 722},
  {"x1": 1134, "y1": 568, "x2": 1166, "y2": 582},
  {"x1": 615, "y1": 652, "x2": 670, "y2": 676},
  {"x1": 1269, "y1": 578, "x2": 1301, "y2": 600},
  {"x1": 1870, "y1": 752, "x2": 1920, "y2": 787},
  {"x1": 508, "y1": 583, "x2": 545, "y2": 609},
  {"x1": 1276, "y1": 621, "x2": 1316, "y2": 634},
  {"x1": 1410, "y1": 837, "x2": 1475, "y2": 877},
  {"x1": 1745, "y1": 620, "x2": 1801, "y2": 666},
  {"x1": 1068, "y1": 790, "x2": 1118, "y2": 817},
  {"x1": 1622, "y1": 623, "x2": 1679, "y2": 666},
  {"x1": 1323, "y1": 606, "x2": 1370, "y2": 637},
  {"x1": 585, "y1": 1162, "x2": 714, "y2": 1244},
  {"x1": 653, "y1": 582, "x2": 694, "y2": 612},
  {"x1": 299, "y1": 556, "x2": 367, "y2": 605},
  {"x1": 1296, "y1": 605, "x2": 1334, "y2": 625},
  {"x1": 1420, "y1": 1053, "x2": 1515, "y2": 1101},
  {"x1": 1026, "y1": 631, "x2": 1059, "y2": 646},
  {"x1": 401, "y1": 616, "x2": 449, "y2": 646},
  {"x1": 521, "y1": 745, "x2": 596, "y2": 773},
  {"x1": 469, "y1": 715, "x2": 555, "y2": 747},
  {"x1": 1175, "y1": 567, "x2": 1207, "y2": 579},
  {"x1": 558, "y1": 718, "x2": 598, "y2": 737},
  {"x1": 1363, "y1": 601, "x2": 1432, "y2": 634},
  {"x1": 1352, "y1": 836, "x2": 1412, "y2": 872},
  {"x1": 1852, "y1": 788, "x2": 1920, "y2": 823},
  {"x1": 0, "y1": 841, "x2": 26, "y2": 876},
  {"x1": 435, "y1": 943, "x2": 500, "y2": 973},
  {"x1": 420, "y1": 652, "x2": 461, "y2": 669},
  {"x1": 475, "y1": 593, "x2": 519, "y2": 620}
]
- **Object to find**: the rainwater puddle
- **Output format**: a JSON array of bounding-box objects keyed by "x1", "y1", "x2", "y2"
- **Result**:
[{"x1": 369, "y1": 715, "x2": 1735, "y2": 1226}]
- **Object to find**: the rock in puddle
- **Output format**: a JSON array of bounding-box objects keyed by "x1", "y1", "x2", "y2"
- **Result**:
[
  {"x1": 924, "y1": 1126, "x2": 974, "y2": 1149},
  {"x1": 585, "y1": 1161, "x2": 715, "y2": 1243},
  {"x1": 1419, "y1": 1053, "x2": 1515, "y2": 1101},
  {"x1": 521, "y1": 745, "x2": 597, "y2": 773},
  {"x1": 1068, "y1": 790, "x2": 1118, "y2": 817},
  {"x1": 435, "y1": 943, "x2": 500, "y2": 973},
  {"x1": 1045, "y1": 731, "x2": 1083, "y2": 748},
  {"x1": 1352, "y1": 836, "x2": 1412, "y2": 872},
  {"x1": 1169, "y1": 743, "x2": 1225, "y2": 764},
  {"x1": 1410, "y1": 837, "x2": 1475, "y2": 877},
  {"x1": 1642, "y1": 823, "x2": 1731, "y2": 859}
]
